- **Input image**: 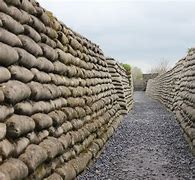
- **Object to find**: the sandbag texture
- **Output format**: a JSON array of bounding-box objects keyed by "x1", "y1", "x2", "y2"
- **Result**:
[
  {"x1": 0, "y1": 0, "x2": 133, "y2": 179},
  {"x1": 146, "y1": 49, "x2": 195, "y2": 154}
]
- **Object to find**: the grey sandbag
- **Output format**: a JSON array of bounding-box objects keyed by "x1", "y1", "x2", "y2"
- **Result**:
[
  {"x1": 58, "y1": 32, "x2": 69, "y2": 45},
  {"x1": 9, "y1": 65, "x2": 34, "y2": 83},
  {"x1": 40, "y1": 33, "x2": 56, "y2": 48},
  {"x1": 0, "y1": 12, "x2": 24, "y2": 34},
  {"x1": 19, "y1": 144, "x2": 47, "y2": 172},
  {"x1": 31, "y1": 113, "x2": 53, "y2": 130},
  {"x1": 44, "y1": 173, "x2": 63, "y2": 180},
  {"x1": 39, "y1": 43, "x2": 58, "y2": 62},
  {"x1": 0, "y1": 27, "x2": 22, "y2": 47},
  {"x1": 0, "y1": 42, "x2": 19, "y2": 66},
  {"x1": 2, "y1": 80, "x2": 31, "y2": 104},
  {"x1": 28, "y1": 81, "x2": 52, "y2": 100},
  {"x1": 39, "y1": 137, "x2": 64, "y2": 159},
  {"x1": 0, "y1": 158, "x2": 28, "y2": 180},
  {"x1": 23, "y1": 25, "x2": 41, "y2": 42},
  {"x1": 57, "y1": 49, "x2": 72, "y2": 65},
  {"x1": 0, "y1": 139, "x2": 15, "y2": 158},
  {"x1": 18, "y1": 35, "x2": 43, "y2": 56},
  {"x1": 20, "y1": 0, "x2": 37, "y2": 14},
  {"x1": 46, "y1": 26, "x2": 58, "y2": 39},
  {"x1": 48, "y1": 110, "x2": 66, "y2": 126},
  {"x1": 14, "y1": 101, "x2": 34, "y2": 115},
  {"x1": 14, "y1": 137, "x2": 30, "y2": 157},
  {"x1": 55, "y1": 163, "x2": 77, "y2": 180},
  {"x1": 6, "y1": 114, "x2": 35, "y2": 138},
  {"x1": 0, "y1": 105, "x2": 14, "y2": 122},
  {"x1": 15, "y1": 48, "x2": 37, "y2": 68},
  {"x1": 30, "y1": 15, "x2": 46, "y2": 33},
  {"x1": 58, "y1": 133, "x2": 72, "y2": 149},
  {"x1": 35, "y1": 57, "x2": 54, "y2": 72},
  {"x1": 4, "y1": 0, "x2": 21, "y2": 6},
  {"x1": 0, "y1": 123, "x2": 6, "y2": 140},
  {"x1": 53, "y1": 61, "x2": 69, "y2": 75},
  {"x1": 31, "y1": 68, "x2": 51, "y2": 83},
  {"x1": 0, "y1": 67, "x2": 11, "y2": 83}
]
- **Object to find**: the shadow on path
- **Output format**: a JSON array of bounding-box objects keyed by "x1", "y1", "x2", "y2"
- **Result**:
[{"x1": 78, "y1": 92, "x2": 195, "y2": 180}]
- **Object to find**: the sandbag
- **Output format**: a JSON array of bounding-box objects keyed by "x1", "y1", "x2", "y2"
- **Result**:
[
  {"x1": 0, "y1": 67, "x2": 11, "y2": 83},
  {"x1": 0, "y1": 123, "x2": 6, "y2": 140},
  {"x1": 0, "y1": 90, "x2": 4, "y2": 103},
  {"x1": 0, "y1": 139, "x2": 15, "y2": 158},
  {"x1": 19, "y1": 144, "x2": 48, "y2": 172},
  {"x1": 28, "y1": 81, "x2": 50, "y2": 100},
  {"x1": 2, "y1": 80, "x2": 31, "y2": 104},
  {"x1": 58, "y1": 133, "x2": 72, "y2": 149},
  {"x1": 55, "y1": 163, "x2": 76, "y2": 180},
  {"x1": 39, "y1": 137, "x2": 64, "y2": 159},
  {"x1": 67, "y1": 97, "x2": 85, "y2": 107},
  {"x1": 48, "y1": 126, "x2": 63, "y2": 138},
  {"x1": 44, "y1": 173, "x2": 63, "y2": 180},
  {"x1": 46, "y1": 27, "x2": 58, "y2": 39},
  {"x1": 30, "y1": 15, "x2": 46, "y2": 33},
  {"x1": 6, "y1": 115, "x2": 35, "y2": 138},
  {"x1": 35, "y1": 57, "x2": 54, "y2": 72},
  {"x1": 9, "y1": 65, "x2": 34, "y2": 83},
  {"x1": 23, "y1": 24, "x2": 41, "y2": 42},
  {"x1": 33, "y1": 101, "x2": 54, "y2": 114},
  {"x1": 0, "y1": 27, "x2": 22, "y2": 47},
  {"x1": 4, "y1": 0, "x2": 21, "y2": 6},
  {"x1": 39, "y1": 43, "x2": 58, "y2": 62},
  {"x1": 40, "y1": 33, "x2": 56, "y2": 48},
  {"x1": 16, "y1": 48, "x2": 37, "y2": 68},
  {"x1": 32, "y1": 113, "x2": 53, "y2": 130},
  {"x1": 0, "y1": 105, "x2": 14, "y2": 122},
  {"x1": 0, "y1": 158, "x2": 28, "y2": 180},
  {"x1": 20, "y1": 0, "x2": 37, "y2": 14},
  {"x1": 0, "y1": 12, "x2": 24, "y2": 34},
  {"x1": 61, "y1": 121, "x2": 73, "y2": 133},
  {"x1": 31, "y1": 68, "x2": 51, "y2": 83},
  {"x1": 58, "y1": 32, "x2": 69, "y2": 45},
  {"x1": 48, "y1": 110, "x2": 66, "y2": 126},
  {"x1": 18, "y1": 35, "x2": 43, "y2": 56},
  {"x1": 14, "y1": 137, "x2": 30, "y2": 157},
  {"x1": 57, "y1": 49, "x2": 72, "y2": 65},
  {"x1": 53, "y1": 61, "x2": 69, "y2": 75},
  {"x1": 0, "y1": 42, "x2": 19, "y2": 66},
  {"x1": 14, "y1": 102, "x2": 34, "y2": 116}
]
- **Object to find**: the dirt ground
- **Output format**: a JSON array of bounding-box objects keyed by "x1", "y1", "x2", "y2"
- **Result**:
[{"x1": 78, "y1": 92, "x2": 195, "y2": 180}]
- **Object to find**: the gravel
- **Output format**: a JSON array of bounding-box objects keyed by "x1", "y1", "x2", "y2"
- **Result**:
[{"x1": 78, "y1": 91, "x2": 195, "y2": 180}]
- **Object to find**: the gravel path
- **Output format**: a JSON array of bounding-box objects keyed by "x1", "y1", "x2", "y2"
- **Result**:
[{"x1": 78, "y1": 91, "x2": 195, "y2": 180}]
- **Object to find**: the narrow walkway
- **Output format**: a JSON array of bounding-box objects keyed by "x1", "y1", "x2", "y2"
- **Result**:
[{"x1": 78, "y1": 92, "x2": 195, "y2": 180}]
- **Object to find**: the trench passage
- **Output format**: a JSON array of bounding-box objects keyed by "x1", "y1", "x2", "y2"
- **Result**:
[{"x1": 78, "y1": 91, "x2": 195, "y2": 180}]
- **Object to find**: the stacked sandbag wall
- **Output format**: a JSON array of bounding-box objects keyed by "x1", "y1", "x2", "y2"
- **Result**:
[
  {"x1": 106, "y1": 58, "x2": 133, "y2": 114},
  {"x1": 0, "y1": 0, "x2": 133, "y2": 179},
  {"x1": 116, "y1": 62, "x2": 133, "y2": 112},
  {"x1": 146, "y1": 49, "x2": 195, "y2": 154}
]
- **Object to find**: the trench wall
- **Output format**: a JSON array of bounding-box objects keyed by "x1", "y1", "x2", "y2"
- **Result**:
[
  {"x1": 146, "y1": 50, "x2": 195, "y2": 154},
  {"x1": 0, "y1": 0, "x2": 133, "y2": 179}
]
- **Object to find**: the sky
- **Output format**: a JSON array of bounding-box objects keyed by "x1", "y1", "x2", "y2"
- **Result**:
[{"x1": 38, "y1": 0, "x2": 195, "y2": 73}]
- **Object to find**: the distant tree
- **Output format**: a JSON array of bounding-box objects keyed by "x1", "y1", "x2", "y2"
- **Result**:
[
  {"x1": 122, "y1": 63, "x2": 131, "y2": 75},
  {"x1": 149, "y1": 59, "x2": 170, "y2": 75},
  {"x1": 132, "y1": 66, "x2": 143, "y2": 82}
]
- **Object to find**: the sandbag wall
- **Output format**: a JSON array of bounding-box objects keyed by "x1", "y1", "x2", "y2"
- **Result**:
[
  {"x1": 0, "y1": 0, "x2": 133, "y2": 179},
  {"x1": 106, "y1": 58, "x2": 133, "y2": 114},
  {"x1": 146, "y1": 50, "x2": 195, "y2": 154},
  {"x1": 116, "y1": 62, "x2": 133, "y2": 112}
]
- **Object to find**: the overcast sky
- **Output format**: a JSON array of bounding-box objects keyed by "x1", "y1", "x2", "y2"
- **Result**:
[{"x1": 38, "y1": 0, "x2": 195, "y2": 73}]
